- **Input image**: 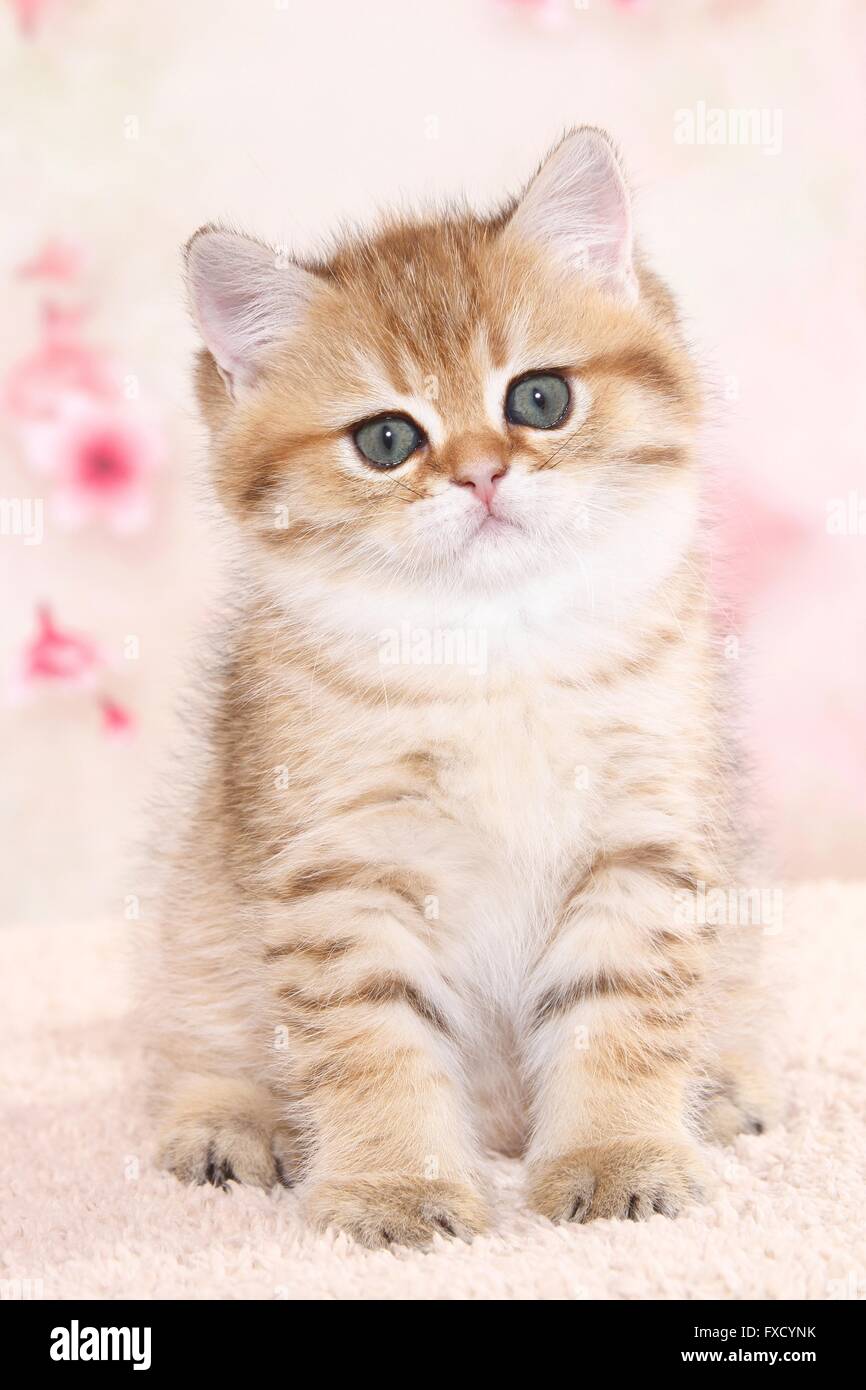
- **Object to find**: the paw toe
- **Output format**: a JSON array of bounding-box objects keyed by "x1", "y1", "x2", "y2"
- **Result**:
[
  {"x1": 159, "y1": 1117, "x2": 297, "y2": 1191},
  {"x1": 202, "y1": 1145, "x2": 236, "y2": 1190},
  {"x1": 700, "y1": 1063, "x2": 777, "y2": 1144},
  {"x1": 305, "y1": 1175, "x2": 489, "y2": 1249},
  {"x1": 529, "y1": 1140, "x2": 702, "y2": 1225}
]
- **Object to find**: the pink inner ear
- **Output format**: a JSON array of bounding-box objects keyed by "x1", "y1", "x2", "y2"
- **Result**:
[
  {"x1": 186, "y1": 230, "x2": 319, "y2": 391},
  {"x1": 197, "y1": 284, "x2": 255, "y2": 379},
  {"x1": 186, "y1": 231, "x2": 279, "y2": 387},
  {"x1": 592, "y1": 175, "x2": 632, "y2": 277},
  {"x1": 509, "y1": 130, "x2": 637, "y2": 298}
]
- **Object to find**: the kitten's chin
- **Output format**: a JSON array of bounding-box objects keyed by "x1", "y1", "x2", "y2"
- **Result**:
[
  {"x1": 475, "y1": 511, "x2": 521, "y2": 537},
  {"x1": 441, "y1": 518, "x2": 552, "y2": 591},
  {"x1": 466, "y1": 512, "x2": 523, "y2": 545}
]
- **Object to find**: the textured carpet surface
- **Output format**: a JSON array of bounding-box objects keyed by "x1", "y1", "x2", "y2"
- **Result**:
[{"x1": 1, "y1": 881, "x2": 864, "y2": 1301}]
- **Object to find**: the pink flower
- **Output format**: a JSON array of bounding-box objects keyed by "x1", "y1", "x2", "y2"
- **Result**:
[
  {"x1": 10, "y1": 609, "x2": 138, "y2": 736},
  {"x1": 497, "y1": 0, "x2": 565, "y2": 21},
  {"x1": 16, "y1": 239, "x2": 86, "y2": 282},
  {"x1": 20, "y1": 394, "x2": 163, "y2": 533},
  {"x1": 10, "y1": 0, "x2": 63, "y2": 38},
  {"x1": 707, "y1": 473, "x2": 812, "y2": 620},
  {"x1": 11, "y1": 604, "x2": 103, "y2": 702},
  {"x1": 4, "y1": 303, "x2": 118, "y2": 421},
  {"x1": 496, "y1": 0, "x2": 651, "y2": 14},
  {"x1": 100, "y1": 696, "x2": 136, "y2": 740}
]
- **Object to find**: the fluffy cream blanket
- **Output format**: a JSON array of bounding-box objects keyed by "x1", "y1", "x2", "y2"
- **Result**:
[{"x1": 1, "y1": 882, "x2": 864, "y2": 1300}]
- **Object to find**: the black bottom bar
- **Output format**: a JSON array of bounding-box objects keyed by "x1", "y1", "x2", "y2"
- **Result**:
[{"x1": 4, "y1": 1297, "x2": 858, "y2": 1372}]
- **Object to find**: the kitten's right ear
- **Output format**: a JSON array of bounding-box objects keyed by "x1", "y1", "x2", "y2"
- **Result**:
[{"x1": 184, "y1": 226, "x2": 319, "y2": 399}]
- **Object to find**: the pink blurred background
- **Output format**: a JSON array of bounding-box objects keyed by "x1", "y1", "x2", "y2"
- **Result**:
[{"x1": 1, "y1": 0, "x2": 863, "y2": 924}]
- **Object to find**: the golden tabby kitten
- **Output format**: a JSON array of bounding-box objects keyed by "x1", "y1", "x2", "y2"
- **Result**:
[{"x1": 144, "y1": 128, "x2": 772, "y2": 1247}]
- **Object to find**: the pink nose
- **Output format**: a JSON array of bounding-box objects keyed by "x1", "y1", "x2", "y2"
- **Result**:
[{"x1": 452, "y1": 460, "x2": 506, "y2": 510}]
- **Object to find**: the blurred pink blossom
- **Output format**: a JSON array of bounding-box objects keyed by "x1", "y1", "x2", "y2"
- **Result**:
[
  {"x1": 9, "y1": 0, "x2": 63, "y2": 38},
  {"x1": 495, "y1": 0, "x2": 566, "y2": 26},
  {"x1": 16, "y1": 239, "x2": 86, "y2": 282},
  {"x1": 708, "y1": 473, "x2": 813, "y2": 620},
  {"x1": 10, "y1": 609, "x2": 138, "y2": 737},
  {"x1": 4, "y1": 303, "x2": 118, "y2": 421},
  {"x1": 496, "y1": 0, "x2": 651, "y2": 16},
  {"x1": 11, "y1": 604, "x2": 103, "y2": 702},
  {"x1": 100, "y1": 696, "x2": 136, "y2": 740},
  {"x1": 20, "y1": 394, "x2": 164, "y2": 533}
]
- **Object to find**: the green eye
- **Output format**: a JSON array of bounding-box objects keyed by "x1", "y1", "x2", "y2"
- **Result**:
[
  {"x1": 353, "y1": 414, "x2": 424, "y2": 469},
  {"x1": 505, "y1": 373, "x2": 570, "y2": 430}
]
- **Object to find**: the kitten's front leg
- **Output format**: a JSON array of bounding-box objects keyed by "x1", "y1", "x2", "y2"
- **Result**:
[
  {"x1": 262, "y1": 866, "x2": 488, "y2": 1249},
  {"x1": 525, "y1": 849, "x2": 708, "y2": 1223}
]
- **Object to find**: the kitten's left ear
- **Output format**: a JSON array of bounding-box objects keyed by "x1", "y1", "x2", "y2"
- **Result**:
[{"x1": 506, "y1": 127, "x2": 638, "y2": 303}]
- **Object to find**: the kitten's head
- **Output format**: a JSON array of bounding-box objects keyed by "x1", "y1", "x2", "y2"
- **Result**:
[{"x1": 186, "y1": 128, "x2": 700, "y2": 606}]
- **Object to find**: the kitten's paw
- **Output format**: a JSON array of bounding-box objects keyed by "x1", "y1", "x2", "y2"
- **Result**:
[
  {"x1": 304, "y1": 1175, "x2": 490, "y2": 1249},
  {"x1": 156, "y1": 1077, "x2": 301, "y2": 1190},
  {"x1": 158, "y1": 1117, "x2": 300, "y2": 1190},
  {"x1": 700, "y1": 1094, "x2": 766, "y2": 1144},
  {"x1": 527, "y1": 1139, "x2": 704, "y2": 1224},
  {"x1": 700, "y1": 1063, "x2": 778, "y2": 1144}
]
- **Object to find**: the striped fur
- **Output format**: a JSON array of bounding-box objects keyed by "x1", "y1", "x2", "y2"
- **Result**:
[{"x1": 140, "y1": 130, "x2": 772, "y2": 1248}]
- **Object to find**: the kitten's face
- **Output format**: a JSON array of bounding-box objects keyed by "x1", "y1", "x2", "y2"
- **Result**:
[{"x1": 189, "y1": 130, "x2": 700, "y2": 606}]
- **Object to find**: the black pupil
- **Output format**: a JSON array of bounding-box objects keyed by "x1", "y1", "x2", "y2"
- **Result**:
[
  {"x1": 533, "y1": 389, "x2": 545, "y2": 408},
  {"x1": 383, "y1": 426, "x2": 394, "y2": 451}
]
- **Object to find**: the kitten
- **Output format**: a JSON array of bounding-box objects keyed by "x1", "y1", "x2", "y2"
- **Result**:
[{"x1": 143, "y1": 128, "x2": 772, "y2": 1247}]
